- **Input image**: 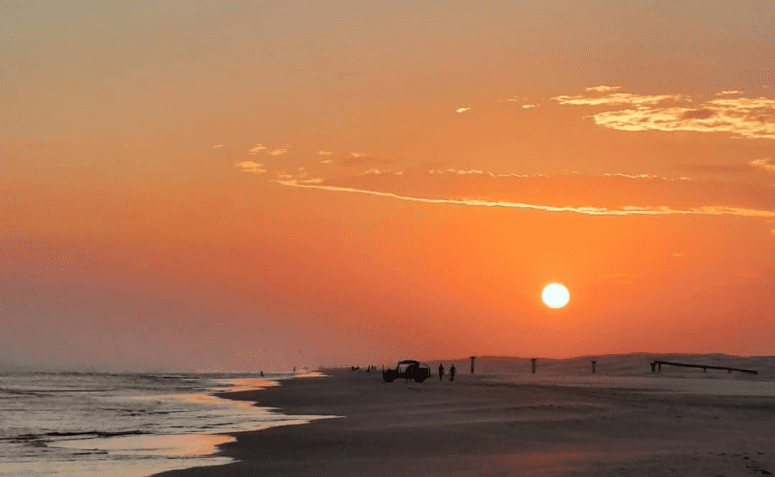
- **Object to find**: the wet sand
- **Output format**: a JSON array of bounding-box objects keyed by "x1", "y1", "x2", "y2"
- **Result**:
[{"x1": 153, "y1": 355, "x2": 775, "y2": 476}]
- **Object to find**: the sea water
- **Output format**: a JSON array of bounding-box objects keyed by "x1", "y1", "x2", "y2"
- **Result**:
[{"x1": 0, "y1": 371, "x2": 334, "y2": 476}]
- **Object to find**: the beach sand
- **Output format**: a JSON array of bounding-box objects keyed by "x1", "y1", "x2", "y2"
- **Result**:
[{"x1": 153, "y1": 355, "x2": 775, "y2": 476}]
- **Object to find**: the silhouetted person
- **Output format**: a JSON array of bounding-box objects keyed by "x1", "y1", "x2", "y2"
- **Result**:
[
  {"x1": 591, "y1": 360, "x2": 597, "y2": 374},
  {"x1": 438, "y1": 363, "x2": 445, "y2": 381},
  {"x1": 449, "y1": 364, "x2": 456, "y2": 381},
  {"x1": 530, "y1": 358, "x2": 537, "y2": 374},
  {"x1": 650, "y1": 362, "x2": 656, "y2": 373},
  {"x1": 260, "y1": 371, "x2": 264, "y2": 377}
]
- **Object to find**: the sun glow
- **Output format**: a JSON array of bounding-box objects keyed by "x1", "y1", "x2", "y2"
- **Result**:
[{"x1": 542, "y1": 283, "x2": 570, "y2": 309}]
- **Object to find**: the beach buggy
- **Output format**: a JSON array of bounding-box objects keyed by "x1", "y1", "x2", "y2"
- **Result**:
[{"x1": 383, "y1": 360, "x2": 432, "y2": 383}]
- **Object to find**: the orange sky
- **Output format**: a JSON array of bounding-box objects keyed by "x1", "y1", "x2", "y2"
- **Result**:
[{"x1": 2, "y1": 1, "x2": 775, "y2": 371}]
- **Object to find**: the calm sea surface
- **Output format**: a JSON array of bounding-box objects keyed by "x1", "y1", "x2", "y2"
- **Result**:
[{"x1": 0, "y1": 371, "x2": 333, "y2": 476}]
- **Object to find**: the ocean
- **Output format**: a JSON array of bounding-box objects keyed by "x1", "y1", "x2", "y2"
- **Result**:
[{"x1": 0, "y1": 371, "x2": 334, "y2": 476}]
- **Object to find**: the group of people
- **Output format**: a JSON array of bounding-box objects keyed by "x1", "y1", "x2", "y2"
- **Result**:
[{"x1": 437, "y1": 363, "x2": 456, "y2": 381}]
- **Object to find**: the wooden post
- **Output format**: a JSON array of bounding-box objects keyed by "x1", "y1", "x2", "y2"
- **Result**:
[{"x1": 470, "y1": 356, "x2": 476, "y2": 374}]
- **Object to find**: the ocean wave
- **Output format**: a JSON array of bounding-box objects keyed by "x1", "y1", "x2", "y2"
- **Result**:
[{"x1": 3, "y1": 429, "x2": 151, "y2": 443}]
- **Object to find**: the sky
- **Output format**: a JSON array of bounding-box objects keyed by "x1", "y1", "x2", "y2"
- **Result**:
[{"x1": 2, "y1": 1, "x2": 775, "y2": 371}]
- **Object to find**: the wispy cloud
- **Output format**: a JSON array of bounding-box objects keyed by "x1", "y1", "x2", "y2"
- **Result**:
[
  {"x1": 586, "y1": 85, "x2": 622, "y2": 92},
  {"x1": 552, "y1": 92, "x2": 684, "y2": 106},
  {"x1": 268, "y1": 148, "x2": 287, "y2": 156},
  {"x1": 591, "y1": 105, "x2": 775, "y2": 139},
  {"x1": 272, "y1": 179, "x2": 775, "y2": 218},
  {"x1": 320, "y1": 159, "x2": 333, "y2": 164},
  {"x1": 351, "y1": 152, "x2": 366, "y2": 158},
  {"x1": 522, "y1": 104, "x2": 538, "y2": 109},
  {"x1": 450, "y1": 169, "x2": 495, "y2": 177},
  {"x1": 750, "y1": 158, "x2": 775, "y2": 172},
  {"x1": 248, "y1": 144, "x2": 267, "y2": 154},
  {"x1": 556, "y1": 87, "x2": 775, "y2": 140},
  {"x1": 456, "y1": 107, "x2": 471, "y2": 113},
  {"x1": 319, "y1": 151, "x2": 333, "y2": 156},
  {"x1": 213, "y1": 144, "x2": 223, "y2": 149},
  {"x1": 235, "y1": 161, "x2": 266, "y2": 174}
]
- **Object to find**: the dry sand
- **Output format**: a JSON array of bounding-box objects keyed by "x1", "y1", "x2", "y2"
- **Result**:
[{"x1": 153, "y1": 354, "x2": 775, "y2": 476}]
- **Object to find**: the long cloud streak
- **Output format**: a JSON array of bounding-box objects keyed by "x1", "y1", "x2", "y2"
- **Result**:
[{"x1": 273, "y1": 180, "x2": 775, "y2": 218}]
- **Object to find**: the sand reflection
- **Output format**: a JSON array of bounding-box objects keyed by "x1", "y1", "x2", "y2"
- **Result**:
[{"x1": 54, "y1": 433, "x2": 234, "y2": 457}]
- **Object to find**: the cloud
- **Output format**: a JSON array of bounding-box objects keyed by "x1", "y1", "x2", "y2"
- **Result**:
[
  {"x1": 268, "y1": 148, "x2": 287, "y2": 156},
  {"x1": 602, "y1": 173, "x2": 657, "y2": 179},
  {"x1": 450, "y1": 169, "x2": 495, "y2": 177},
  {"x1": 320, "y1": 159, "x2": 333, "y2": 164},
  {"x1": 750, "y1": 158, "x2": 775, "y2": 172},
  {"x1": 234, "y1": 161, "x2": 266, "y2": 174},
  {"x1": 590, "y1": 105, "x2": 775, "y2": 139},
  {"x1": 456, "y1": 107, "x2": 471, "y2": 113},
  {"x1": 586, "y1": 85, "x2": 622, "y2": 92},
  {"x1": 272, "y1": 179, "x2": 775, "y2": 218},
  {"x1": 351, "y1": 152, "x2": 366, "y2": 158},
  {"x1": 213, "y1": 145, "x2": 223, "y2": 149},
  {"x1": 556, "y1": 88, "x2": 775, "y2": 140},
  {"x1": 716, "y1": 90, "x2": 743, "y2": 96},
  {"x1": 248, "y1": 144, "x2": 267, "y2": 154},
  {"x1": 552, "y1": 92, "x2": 684, "y2": 106},
  {"x1": 522, "y1": 104, "x2": 538, "y2": 109},
  {"x1": 319, "y1": 151, "x2": 333, "y2": 156}
]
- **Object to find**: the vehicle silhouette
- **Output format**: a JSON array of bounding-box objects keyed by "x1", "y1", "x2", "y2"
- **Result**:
[{"x1": 383, "y1": 360, "x2": 432, "y2": 383}]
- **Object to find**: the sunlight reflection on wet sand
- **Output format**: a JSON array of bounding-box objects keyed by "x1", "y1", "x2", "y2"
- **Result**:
[{"x1": 54, "y1": 434, "x2": 235, "y2": 457}]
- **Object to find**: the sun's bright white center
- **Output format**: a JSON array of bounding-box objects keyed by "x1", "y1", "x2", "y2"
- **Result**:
[{"x1": 542, "y1": 283, "x2": 570, "y2": 309}]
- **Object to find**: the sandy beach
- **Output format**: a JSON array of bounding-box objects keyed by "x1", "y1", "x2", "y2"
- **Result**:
[{"x1": 154, "y1": 355, "x2": 775, "y2": 477}]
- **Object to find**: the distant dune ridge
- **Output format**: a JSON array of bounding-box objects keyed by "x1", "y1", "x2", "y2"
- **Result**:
[{"x1": 419, "y1": 353, "x2": 775, "y2": 380}]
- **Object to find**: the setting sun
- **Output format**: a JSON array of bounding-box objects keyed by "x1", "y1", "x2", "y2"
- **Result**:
[{"x1": 542, "y1": 283, "x2": 570, "y2": 309}]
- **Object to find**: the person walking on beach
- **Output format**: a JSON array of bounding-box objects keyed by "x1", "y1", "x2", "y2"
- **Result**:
[
  {"x1": 438, "y1": 363, "x2": 445, "y2": 381},
  {"x1": 449, "y1": 364, "x2": 456, "y2": 382}
]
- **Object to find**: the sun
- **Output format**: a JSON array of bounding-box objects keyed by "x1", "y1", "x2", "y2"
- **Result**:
[{"x1": 542, "y1": 283, "x2": 570, "y2": 309}]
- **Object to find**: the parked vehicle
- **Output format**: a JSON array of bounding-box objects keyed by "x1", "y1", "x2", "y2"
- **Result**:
[{"x1": 383, "y1": 360, "x2": 432, "y2": 383}]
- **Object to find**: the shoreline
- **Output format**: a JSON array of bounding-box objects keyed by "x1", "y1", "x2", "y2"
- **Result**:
[{"x1": 151, "y1": 363, "x2": 775, "y2": 476}]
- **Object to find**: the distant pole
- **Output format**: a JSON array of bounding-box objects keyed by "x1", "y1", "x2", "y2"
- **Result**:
[
  {"x1": 531, "y1": 358, "x2": 537, "y2": 374},
  {"x1": 470, "y1": 356, "x2": 476, "y2": 373}
]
